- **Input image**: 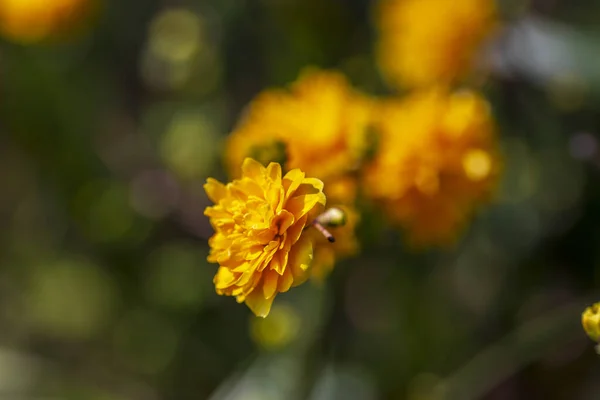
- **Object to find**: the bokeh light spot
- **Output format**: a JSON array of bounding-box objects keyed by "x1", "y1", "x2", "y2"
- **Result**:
[
  {"x1": 160, "y1": 112, "x2": 220, "y2": 180},
  {"x1": 463, "y1": 149, "x2": 492, "y2": 181},
  {"x1": 25, "y1": 258, "x2": 117, "y2": 340},
  {"x1": 250, "y1": 303, "x2": 300, "y2": 351},
  {"x1": 149, "y1": 8, "x2": 204, "y2": 64}
]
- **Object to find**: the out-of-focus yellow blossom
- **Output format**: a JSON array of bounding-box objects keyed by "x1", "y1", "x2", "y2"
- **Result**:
[
  {"x1": 582, "y1": 302, "x2": 600, "y2": 343},
  {"x1": 0, "y1": 0, "x2": 97, "y2": 44},
  {"x1": 324, "y1": 175, "x2": 359, "y2": 205},
  {"x1": 204, "y1": 158, "x2": 326, "y2": 317},
  {"x1": 376, "y1": 0, "x2": 497, "y2": 89},
  {"x1": 225, "y1": 68, "x2": 373, "y2": 182},
  {"x1": 363, "y1": 88, "x2": 501, "y2": 247}
]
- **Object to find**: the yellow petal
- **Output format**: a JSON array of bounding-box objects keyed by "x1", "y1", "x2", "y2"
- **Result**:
[
  {"x1": 266, "y1": 185, "x2": 284, "y2": 213},
  {"x1": 263, "y1": 270, "x2": 279, "y2": 299},
  {"x1": 269, "y1": 249, "x2": 288, "y2": 275},
  {"x1": 214, "y1": 267, "x2": 236, "y2": 289},
  {"x1": 282, "y1": 169, "x2": 305, "y2": 200},
  {"x1": 286, "y1": 191, "x2": 326, "y2": 220},
  {"x1": 272, "y1": 209, "x2": 295, "y2": 235},
  {"x1": 266, "y1": 162, "x2": 282, "y2": 183},
  {"x1": 277, "y1": 268, "x2": 294, "y2": 293},
  {"x1": 245, "y1": 289, "x2": 276, "y2": 318},
  {"x1": 285, "y1": 215, "x2": 308, "y2": 246},
  {"x1": 301, "y1": 178, "x2": 324, "y2": 193},
  {"x1": 236, "y1": 177, "x2": 264, "y2": 199},
  {"x1": 241, "y1": 158, "x2": 266, "y2": 182},
  {"x1": 204, "y1": 178, "x2": 227, "y2": 203},
  {"x1": 288, "y1": 236, "x2": 313, "y2": 287}
]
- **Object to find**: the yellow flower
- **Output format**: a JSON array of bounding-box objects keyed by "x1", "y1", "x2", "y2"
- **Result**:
[
  {"x1": 376, "y1": 0, "x2": 497, "y2": 89},
  {"x1": 0, "y1": 0, "x2": 97, "y2": 44},
  {"x1": 225, "y1": 68, "x2": 373, "y2": 182},
  {"x1": 583, "y1": 302, "x2": 600, "y2": 343},
  {"x1": 363, "y1": 88, "x2": 501, "y2": 247},
  {"x1": 204, "y1": 158, "x2": 326, "y2": 317}
]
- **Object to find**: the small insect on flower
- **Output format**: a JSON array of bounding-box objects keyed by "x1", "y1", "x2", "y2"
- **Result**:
[
  {"x1": 582, "y1": 302, "x2": 600, "y2": 353},
  {"x1": 204, "y1": 158, "x2": 328, "y2": 317}
]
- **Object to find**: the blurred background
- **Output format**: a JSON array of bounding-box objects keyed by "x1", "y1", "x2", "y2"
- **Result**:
[{"x1": 2, "y1": 0, "x2": 600, "y2": 399}]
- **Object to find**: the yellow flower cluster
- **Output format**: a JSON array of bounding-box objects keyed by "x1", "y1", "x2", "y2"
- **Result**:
[
  {"x1": 0, "y1": 0, "x2": 97, "y2": 43},
  {"x1": 225, "y1": 68, "x2": 369, "y2": 282},
  {"x1": 205, "y1": 64, "x2": 502, "y2": 315},
  {"x1": 205, "y1": 2, "x2": 504, "y2": 316},
  {"x1": 225, "y1": 68, "x2": 372, "y2": 181},
  {"x1": 376, "y1": 0, "x2": 497, "y2": 89},
  {"x1": 363, "y1": 88, "x2": 500, "y2": 246},
  {"x1": 204, "y1": 158, "x2": 325, "y2": 317}
]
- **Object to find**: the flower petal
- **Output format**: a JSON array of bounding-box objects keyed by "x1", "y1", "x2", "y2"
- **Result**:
[
  {"x1": 262, "y1": 270, "x2": 279, "y2": 299},
  {"x1": 272, "y1": 209, "x2": 295, "y2": 235},
  {"x1": 277, "y1": 268, "x2": 294, "y2": 293},
  {"x1": 286, "y1": 190, "x2": 326, "y2": 220},
  {"x1": 245, "y1": 290, "x2": 276, "y2": 318},
  {"x1": 288, "y1": 235, "x2": 313, "y2": 287},
  {"x1": 204, "y1": 178, "x2": 228, "y2": 203},
  {"x1": 214, "y1": 267, "x2": 236, "y2": 289},
  {"x1": 285, "y1": 215, "x2": 308, "y2": 247},
  {"x1": 266, "y1": 162, "x2": 282, "y2": 183},
  {"x1": 242, "y1": 158, "x2": 266, "y2": 182},
  {"x1": 298, "y1": 177, "x2": 324, "y2": 193},
  {"x1": 282, "y1": 169, "x2": 306, "y2": 200}
]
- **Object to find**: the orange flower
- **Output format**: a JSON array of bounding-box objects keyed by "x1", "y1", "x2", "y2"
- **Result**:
[
  {"x1": 0, "y1": 0, "x2": 97, "y2": 43},
  {"x1": 376, "y1": 0, "x2": 497, "y2": 89},
  {"x1": 204, "y1": 158, "x2": 326, "y2": 317},
  {"x1": 363, "y1": 88, "x2": 501, "y2": 246},
  {"x1": 225, "y1": 68, "x2": 373, "y2": 182}
]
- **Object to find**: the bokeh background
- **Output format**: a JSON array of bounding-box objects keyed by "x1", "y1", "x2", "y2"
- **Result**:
[{"x1": 2, "y1": 0, "x2": 600, "y2": 399}]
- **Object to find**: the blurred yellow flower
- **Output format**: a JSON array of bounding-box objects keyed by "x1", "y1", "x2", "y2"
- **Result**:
[
  {"x1": 225, "y1": 68, "x2": 373, "y2": 182},
  {"x1": 363, "y1": 88, "x2": 501, "y2": 247},
  {"x1": 376, "y1": 0, "x2": 497, "y2": 89},
  {"x1": 582, "y1": 302, "x2": 600, "y2": 343},
  {"x1": 0, "y1": 0, "x2": 97, "y2": 43},
  {"x1": 204, "y1": 158, "x2": 326, "y2": 317}
]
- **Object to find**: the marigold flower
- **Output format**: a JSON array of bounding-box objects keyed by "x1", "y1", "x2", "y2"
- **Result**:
[
  {"x1": 363, "y1": 88, "x2": 501, "y2": 246},
  {"x1": 376, "y1": 0, "x2": 497, "y2": 89},
  {"x1": 225, "y1": 68, "x2": 373, "y2": 182},
  {"x1": 0, "y1": 0, "x2": 97, "y2": 44},
  {"x1": 582, "y1": 302, "x2": 600, "y2": 343},
  {"x1": 204, "y1": 158, "x2": 326, "y2": 317}
]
